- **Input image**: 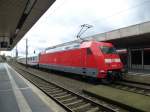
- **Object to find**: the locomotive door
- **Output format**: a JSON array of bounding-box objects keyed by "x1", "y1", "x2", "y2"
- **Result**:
[
  {"x1": 80, "y1": 48, "x2": 87, "y2": 74},
  {"x1": 81, "y1": 48, "x2": 91, "y2": 75},
  {"x1": 81, "y1": 48, "x2": 86, "y2": 66}
]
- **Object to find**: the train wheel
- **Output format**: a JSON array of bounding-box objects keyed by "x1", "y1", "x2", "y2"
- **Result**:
[{"x1": 117, "y1": 73, "x2": 123, "y2": 81}]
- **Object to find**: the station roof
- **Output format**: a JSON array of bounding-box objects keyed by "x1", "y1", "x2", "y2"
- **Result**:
[
  {"x1": 87, "y1": 21, "x2": 150, "y2": 48},
  {"x1": 61, "y1": 21, "x2": 150, "y2": 49},
  {"x1": 0, "y1": 0, "x2": 55, "y2": 51},
  {"x1": 46, "y1": 21, "x2": 150, "y2": 50}
]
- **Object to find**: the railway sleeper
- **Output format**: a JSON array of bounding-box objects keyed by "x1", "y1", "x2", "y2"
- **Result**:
[
  {"x1": 47, "y1": 88, "x2": 60, "y2": 92},
  {"x1": 65, "y1": 99, "x2": 83, "y2": 106},
  {"x1": 121, "y1": 86, "x2": 129, "y2": 90},
  {"x1": 49, "y1": 86, "x2": 58, "y2": 89},
  {"x1": 41, "y1": 84, "x2": 51, "y2": 87},
  {"x1": 55, "y1": 94, "x2": 71, "y2": 99},
  {"x1": 71, "y1": 103, "x2": 91, "y2": 111},
  {"x1": 38, "y1": 80, "x2": 47, "y2": 84},
  {"x1": 43, "y1": 86, "x2": 56, "y2": 89},
  {"x1": 85, "y1": 107, "x2": 99, "y2": 112},
  {"x1": 42, "y1": 87, "x2": 57, "y2": 91},
  {"x1": 51, "y1": 92, "x2": 68, "y2": 97},
  {"x1": 136, "y1": 90, "x2": 145, "y2": 94},
  {"x1": 128, "y1": 87, "x2": 136, "y2": 91},
  {"x1": 51, "y1": 87, "x2": 61, "y2": 90},
  {"x1": 67, "y1": 101, "x2": 87, "y2": 109},
  {"x1": 47, "y1": 89, "x2": 63, "y2": 94},
  {"x1": 59, "y1": 96, "x2": 77, "y2": 102},
  {"x1": 61, "y1": 97, "x2": 78, "y2": 104}
]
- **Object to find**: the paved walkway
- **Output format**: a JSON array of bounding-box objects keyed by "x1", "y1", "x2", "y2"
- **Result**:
[{"x1": 0, "y1": 63, "x2": 65, "y2": 112}]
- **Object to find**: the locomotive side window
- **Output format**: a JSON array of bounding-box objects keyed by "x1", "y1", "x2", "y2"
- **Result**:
[
  {"x1": 100, "y1": 46, "x2": 117, "y2": 54},
  {"x1": 87, "y1": 48, "x2": 92, "y2": 55}
]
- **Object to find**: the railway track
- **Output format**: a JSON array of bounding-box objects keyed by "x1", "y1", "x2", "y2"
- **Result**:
[
  {"x1": 14, "y1": 66, "x2": 119, "y2": 112},
  {"x1": 110, "y1": 81, "x2": 150, "y2": 96},
  {"x1": 11, "y1": 62, "x2": 150, "y2": 111},
  {"x1": 15, "y1": 62, "x2": 150, "y2": 97}
]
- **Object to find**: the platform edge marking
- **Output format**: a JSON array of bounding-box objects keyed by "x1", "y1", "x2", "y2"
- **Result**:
[{"x1": 5, "y1": 63, "x2": 32, "y2": 112}]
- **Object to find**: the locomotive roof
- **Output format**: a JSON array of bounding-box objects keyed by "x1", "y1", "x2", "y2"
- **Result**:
[
  {"x1": 45, "y1": 39, "x2": 81, "y2": 51},
  {"x1": 45, "y1": 40, "x2": 112, "y2": 51},
  {"x1": 44, "y1": 40, "x2": 111, "y2": 54},
  {"x1": 45, "y1": 41, "x2": 81, "y2": 53}
]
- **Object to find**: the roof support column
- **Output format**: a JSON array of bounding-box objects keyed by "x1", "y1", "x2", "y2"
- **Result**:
[
  {"x1": 141, "y1": 48, "x2": 144, "y2": 70},
  {"x1": 127, "y1": 48, "x2": 132, "y2": 70}
]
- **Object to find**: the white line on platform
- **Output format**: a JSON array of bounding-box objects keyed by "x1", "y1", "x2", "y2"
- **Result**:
[
  {"x1": 5, "y1": 63, "x2": 32, "y2": 112},
  {"x1": 0, "y1": 87, "x2": 30, "y2": 92}
]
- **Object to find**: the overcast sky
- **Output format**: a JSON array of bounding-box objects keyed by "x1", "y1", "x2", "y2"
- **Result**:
[{"x1": 2, "y1": 0, "x2": 150, "y2": 57}]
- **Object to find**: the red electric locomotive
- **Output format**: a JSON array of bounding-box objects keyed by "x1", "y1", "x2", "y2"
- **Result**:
[{"x1": 39, "y1": 41, "x2": 124, "y2": 81}]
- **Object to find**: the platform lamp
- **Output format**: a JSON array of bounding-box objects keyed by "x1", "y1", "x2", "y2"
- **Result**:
[
  {"x1": 15, "y1": 45, "x2": 18, "y2": 59},
  {"x1": 25, "y1": 38, "x2": 28, "y2": 67}
]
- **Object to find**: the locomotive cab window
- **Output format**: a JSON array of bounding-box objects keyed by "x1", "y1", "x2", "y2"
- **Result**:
[
  {"x1": 100, "y1": 46, "x2": 117, "y2": 54},
  {"x1": 87, "y1": 48, "x2": 92, "y2": 55}
]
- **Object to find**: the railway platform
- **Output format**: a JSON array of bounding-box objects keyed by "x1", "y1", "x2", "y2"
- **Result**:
[
  {"x1": 124, "y1": 70, "x2": 150, "y2": 85},
  {"x1": 83, "y1": 85, "x2": 150, "y2": 112},
  {"x1": 0, "y1": 63, "x2": 66, "y2": 112}
]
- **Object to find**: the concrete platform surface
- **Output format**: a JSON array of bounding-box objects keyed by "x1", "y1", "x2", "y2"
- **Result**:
[
  {"x1": 84, "y1": 85, "x2": 150, "y2": 112},
  {"x1": 0, "y1": 63, "x2": 66, "y2": 112}
]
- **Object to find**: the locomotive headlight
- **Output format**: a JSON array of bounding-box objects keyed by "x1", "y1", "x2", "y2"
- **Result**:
[
  {"x1": 100, "y1": 70, "x2": 105, "y2": 73},
  {"x1": 105, "y1": 59, "x2": 112, "y2": 63},
  {"x1": 115, "y1": 58, "x2": 121, "y2": 62},
  {"x1": 105, "y1": 58, "x2": 121, "y2": 63}
]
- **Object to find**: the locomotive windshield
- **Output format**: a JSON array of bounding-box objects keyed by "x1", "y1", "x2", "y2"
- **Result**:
[{"x1": 100, "y1": 46, "x2": 117, "y2": 54}]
